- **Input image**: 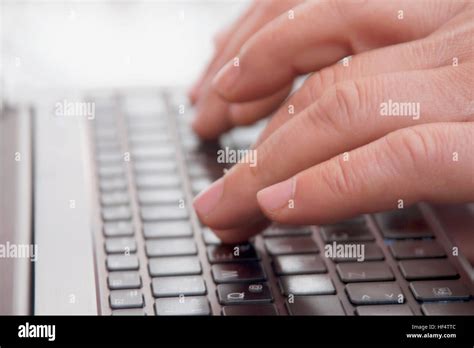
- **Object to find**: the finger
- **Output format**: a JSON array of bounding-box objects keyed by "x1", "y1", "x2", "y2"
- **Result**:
[
  {"x1": 257, "y1": 122, "x2": 474, "y2": 224},
  {"x1": 193, "y1": 65, "x2": 473, "y2": 231},
  {"x1": 193, "y1": 0, "x2": 305, "y2": 139},
  {"x1": 191, "y1": 89, "x2": 233, "y2": 139},
  {"x1": 254, "y1": 29, "x2": 474, "y2": 146},
  {"x1": 229, "y1": 83, "x2": 292, "y2": 126},
  {"x1": 212, "y1": 0, "x2": 466, "y2": 102}
]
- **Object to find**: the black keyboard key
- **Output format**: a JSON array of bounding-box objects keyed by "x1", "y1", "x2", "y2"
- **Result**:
[
  {"x1": 146, "y1": 238, "x2": 197, "y2": 257},
  {"x1": 409, "y1": 280, "x2": 470, "y2": 301},
  {"x1": 152, "y1": 276, "x2": 206, "y2": 297},
  {"x1": 143, "y1": 221, "x2": 192, "y2": 238},
  {"x1": 346, "y1": 282, "x2": 405, "y2": 305},
  {"x1": 202, "y1": 228, "x2": 221, "y2": 245},
  {"x1": 329, "y1": 243, "x2": 384, "y2": 262},
  {"x1": 286, "y1": 295, "x2": 345, "y2": 315},
  {"x1": 108, "y1": 272, "x2": 141, "y2": 290},
  {"x1": 356, "y1": 305, "x2": 413, "y2": 316},
  {"x1": 222, "y1": 304, "x2": 278, "y2": 316},
  {"x1": 217, "y1": 283, "x2": 273, "y2": 305},
  {"x1": 104, "y1": 221, "x2": 134, "y2": 237},
  {"x1": 273, "y1": 254, "x2": 327, "y2": 275},
  {"x1": 106, "y1": 255, "x2": 139, "y2": 271},
  {"x1": 105, "y1": 238, "x2": 137, "y2": 254},
  {"x1": 389, "y1": 240, "x2": 445, "y2": 259},
  {"x1": 337, "y1": 262, "x2": 394, "y2": 283},
  {"x1": 141, "y1": 205, "x2": 188, "y2": 221},
  {"x1": 265, "y1": 236, "x2": 318, "y2": 255},
  {"x1": 109, "y1": 289, "x2": 143, "y2": 309},
  {"x1": 101, "y1": 191, "x2": 129, "y2": 206},
  {"x1": 422, "y1": 302, "x2": 474, "y2": 315},
  {"x1": 149, "y1": 256, "x2": 201, "y2": 276},
  {"x1": 399, "y1": 259, "x2": 458, "y2": 280},
  {"x1": 263, "y1": 225, "x2": 312, "y2": 237},
  {"x1": 320, "y1": 224, "x2": 374, "y2": 243},
  {"x1": 212, "y1": 262, "x2": 266, "y2": 284},
  {"x1": 138, "y1": 188, "x2": 184, "y2": 205},
  {"x1": 279, "y1": 275, "x2": 335, "y2": 296},
  {"x1": 102, "y1": 205, "x2": 132, "y2": 221},
  {"x1": 376, "y1": 207, "x2": 433, "y2": 239},
  {"x1": 155, "y1": 296, "x2": 211, "y2": 315},
  {"x1": 112, "y1": 309, "x2": 146, "y2": 316},
  {"x1": 207, "y1": 244, "x2": 259, "y2": 263},
  {"x1": 136, "y1": 174, "x2": 180, "y2": 189}
]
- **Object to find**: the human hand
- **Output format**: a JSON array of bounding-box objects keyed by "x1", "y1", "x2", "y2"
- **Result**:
[
  {"x1": 193, "y1": 0, "x2": 474, "y2": 243},
  {"x1": 189, "y1": 0, "x2": 305, "y2": 139}
]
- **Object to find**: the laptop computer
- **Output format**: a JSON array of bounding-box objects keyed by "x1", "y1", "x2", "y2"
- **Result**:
[{"x1": 1, "y1": 87, "x2": 473, "y2": 316}]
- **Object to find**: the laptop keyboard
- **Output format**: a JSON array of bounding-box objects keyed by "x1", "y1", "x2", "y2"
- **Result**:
[{"x1": 91, "y1": 90, "x2": 473, "y2": 316}]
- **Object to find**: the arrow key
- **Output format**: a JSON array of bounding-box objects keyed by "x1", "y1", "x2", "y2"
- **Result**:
[{"x1": 346, "y1": 282, "x2": 405, "y2": 305}]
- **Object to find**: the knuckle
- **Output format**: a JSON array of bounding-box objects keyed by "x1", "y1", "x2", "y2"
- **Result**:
[
  {"x1": 320, "y1": 156, "x2": 358, "y2": 198},
  {"x1": 307, "y1": 67, "x2": 337, "y2": 103},
  {"x1": 384, "y1": 126, "x2": 439, "y2": 177},
  {"x1": 312, "y1": 80, "x2": 364, "y2": 133},
  {"x1": 333, "y1": 80, "x2": 363, "y2": 122}
]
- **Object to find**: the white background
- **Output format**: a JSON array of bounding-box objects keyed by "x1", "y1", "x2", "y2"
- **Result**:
[{"x1": 1, "y1": 0, "x2": 248, "y2": 102}]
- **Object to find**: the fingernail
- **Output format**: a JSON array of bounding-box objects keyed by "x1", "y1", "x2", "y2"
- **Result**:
[
  {"x1": 213, "y1": 59, "x2": 240, "y2": 94},
  {"x1": 257, "y1": 177, "x2": 295, "y2": 212},
  {"x1": 193, "y1": 177, "x2": 224, "y2": 217}
]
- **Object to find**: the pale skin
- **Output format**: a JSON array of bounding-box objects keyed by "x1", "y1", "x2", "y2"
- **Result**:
[{"x1": 190, "y1": 0, "x2": 474, "y2": 243}]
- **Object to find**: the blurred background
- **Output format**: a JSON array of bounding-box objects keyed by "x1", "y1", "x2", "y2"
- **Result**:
[{"x1": 1, "y1": 0, "x2": 248, "y2": 103}]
